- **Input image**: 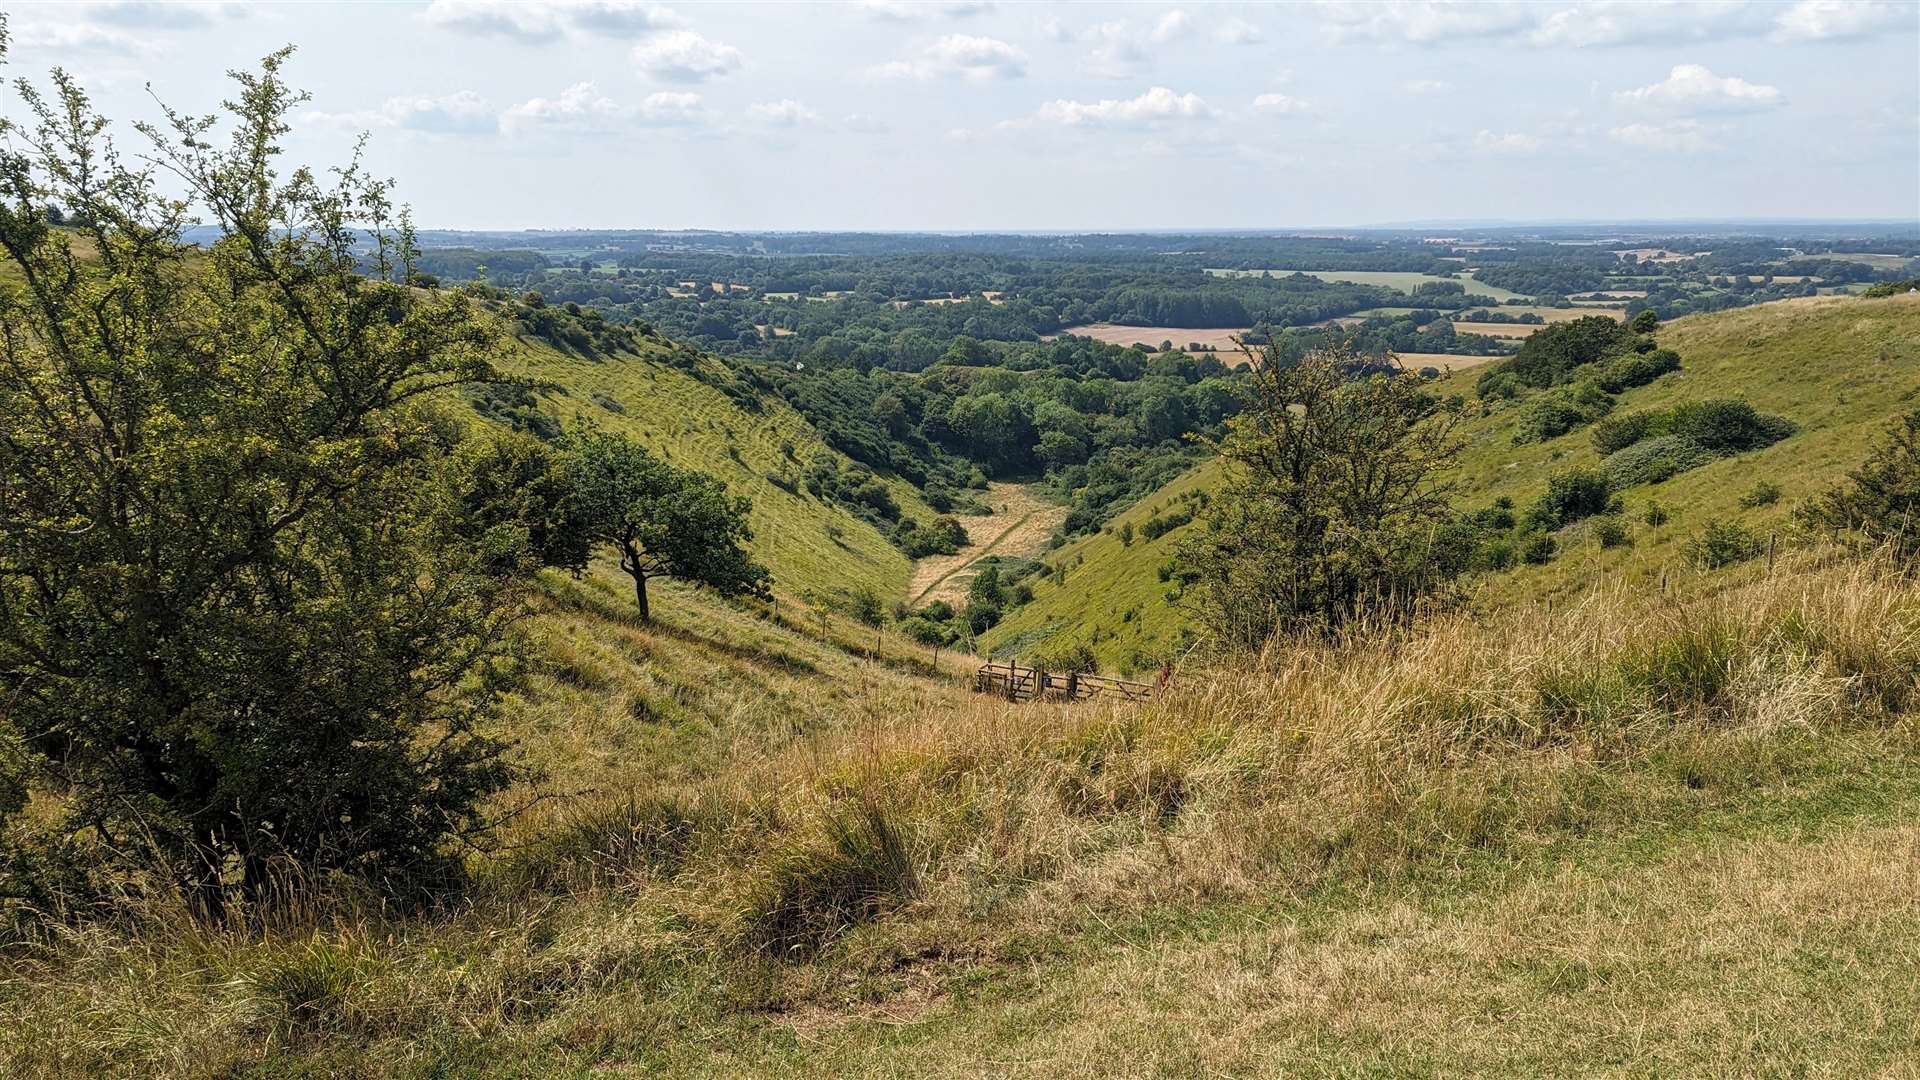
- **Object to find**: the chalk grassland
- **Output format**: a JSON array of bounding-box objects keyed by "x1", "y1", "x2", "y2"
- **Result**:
[
  {"x1": 499, "y1": 333, "x2": 933, "y2": 600},
  {"x1": 907, "y1": 481, "x2": 1070, "y2": 606},
  {"x1": 13, "y1": 552, "x2": 1920, "y2": 1075},
  {"x1": 989, "y1": 292, "x2": 1920, "y2": 670},
  {"x1": 1802, "y1": 253, "x2": 1917, "y2": 271},
  {"x1": 1054, "y1": 324, "x2": 1249, "y2": 351},
  {"x1": 1205, "y1": 268, "x2": 1532, "y2": 303}
]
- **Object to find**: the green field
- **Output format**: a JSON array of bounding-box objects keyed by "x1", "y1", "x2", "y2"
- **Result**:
[{"x1": 1206, "y1": 268, "x2": 1532, "y2": 302}]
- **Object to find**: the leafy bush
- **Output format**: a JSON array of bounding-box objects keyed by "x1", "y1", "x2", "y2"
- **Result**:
[
  {"x1": 1595, "y1": 348, "x2": 1680, "y2": 393},
  {"x1": 1739, "y1": 480, "x2": 1783, "y2": 508},
  {"x1": 1664, "y1": 399, "x2": 1796, "y2": 454},
  {"x1": 1591, "y1": 411, "x2": 1658, "y2": 456},
  {"x1": 1139, "y1": 509, "x2": 1193, "y2": 541},
  {"x1": 1529, "y1": 467, "x2": 1612, "y2": 529},
  {"x1": 1521, "y1": 532, "x2": 1558, "y2": 564},
  {"x1": 1797, "y1": 408, "x2": 1920, "y2": 560},
  {"x1": 892, "y1": 515, "x2": 969, "y2": 557},
  {"x1": 1477, "y1": 315, "x2": 1641, "y2": 393},
  {"x1": 1516, "y1": 380, "x2": 1615, "y2": 442},
  {"x1": 1686, "y1": 520, "x2": 1762, "y2": 569},
  {"x1": 1593, "y1": 517, "x2": 1632, "y2": 548},
  {"x1": 1602, "y1": 435, "x2": 1719, "y2": 489},
  {"x1": 1028, "y1": 638, "x2": 1097, "y2": 674},
  {"x1": 1643, "y1": 501, "x2": 1671, "y2": 527}
]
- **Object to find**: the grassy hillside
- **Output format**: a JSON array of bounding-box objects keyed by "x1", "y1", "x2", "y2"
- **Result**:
[
  {"x1": 12, "y1": 552, "x2": 1920, "y2": 1075},
  {"x1": 495, "y1": 330, "x2": 936, "y2": 601},
  {"x1": 988, "y1": 291, "x2": 1920, "y2": 670}
]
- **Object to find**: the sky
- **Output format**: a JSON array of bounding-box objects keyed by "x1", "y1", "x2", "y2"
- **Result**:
[{"x1": 4, "y1": 0, "x2": 1917, "y2": 231}]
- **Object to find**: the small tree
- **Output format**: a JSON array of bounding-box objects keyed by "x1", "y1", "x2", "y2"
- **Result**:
[
  {"x1": 1796, "y1": 409, "x2": 1920, "y2": 560},
  {"x1": 562, "y1": 430, "x2": 770, "y2": 621},
  {"x1": 0, "y1": 50, "x2": 535, "y2": 909},
  {"x1": 1178, "y1": 344, "x2": 1464, "y2": 647}
]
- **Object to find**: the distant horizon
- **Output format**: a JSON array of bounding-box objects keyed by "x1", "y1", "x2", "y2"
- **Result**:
[{"x1": 399, "y1": 218, "x2": 1920, "y2": 237}]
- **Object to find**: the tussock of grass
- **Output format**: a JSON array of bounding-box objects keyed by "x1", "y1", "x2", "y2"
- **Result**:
[{"x1": 7, "y1": 555, "x2": 1920, "y2": 1075}]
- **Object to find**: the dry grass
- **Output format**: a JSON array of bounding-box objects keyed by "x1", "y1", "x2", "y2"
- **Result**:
[
  {"x1": 1050, "y1": 324, "x2": 1247, "y2": 353},
  {"x1": 8, "y1": 555, "x2": 1920, "y2": 1075},
  {"x1": 907, "y1": 482, "x2": 1068, "y2": 606}
]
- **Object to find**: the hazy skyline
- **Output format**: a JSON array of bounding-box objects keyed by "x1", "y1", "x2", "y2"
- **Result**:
[{"x1": 7, "y1": 0, "x2": 1917, "y2": 230}]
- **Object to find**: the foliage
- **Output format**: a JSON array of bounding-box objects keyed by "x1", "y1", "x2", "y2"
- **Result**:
[
  {"x1": 1687, "y1": 520, "x2": 1763, "y2": 569},
  {"x1": 1477, "y1": 315, "x2": 1641, "y2": 393},
  {"x1": 1179, "y1": 345, "x2": 1463, "y2": 646},
  {"x1": 1515, "y1": 379, "x2": 1615, "y2": 442},
  {"x1": 1739, "y1": 480, "x2": 1783, "y2": 509},
  {"x1": 1603, "y1": 434, "x2": 1720, "y2": 489},
  {"x1": 1796, "y1": 408, "x2": 1920, "y2": 560},
  {"x1": 1593, "y1": 517, "x2": 1633, "y2": 548},
  {"x1": 1529, "y1": 467, "x2": 1613, "y2": 529},
  {"x1": 561, "y1": 429, "x2": 771, "y2": 621},
  {"x1": 0, "y1": 52, "x2": 531, "y2": 907}
]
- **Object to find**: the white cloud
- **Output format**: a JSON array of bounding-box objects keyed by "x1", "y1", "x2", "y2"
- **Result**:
[
  {"x1": 855, "y1": 0, "x2": 993, "y2": 18},
  {"x1": 1609, "y1": 119, "x2": 1715, "y2": 152},
  {"x1": 424, "y1": 0, "x2": 683, "y2": 41},
  {"x1": 748, "y1": 99, "x2": 821, "y2": 127},
  {"x1": 1023, "y1": 86, "x2": 1213, "y2": 129},
  {"x1": 1216, "y1": 17, "x2": 1264, "y2": 44},
  {"x1": 1772, "y1": 0, "x2": 1911, "y2": 41},
  {"x1": 82, "y1": 1, "x2": 248, "y2": 28},
  {"x1": 1473, "y1": 129, "x2": 1542, "y2": 153},
  {"x1": 1151, "y1": 10, "x2": 1192, "y2": 44},
  {"x1": 1402, "y1": 79, "x2": 1453, "y2": 95},
  {"x1": 1314, "y1": 0, "x2": 1853, "y2": 48},
  {"x1": 1614, "y1": 64, "x2": 1783, "y2": 112},
  {"x1": 8, "y1": 21, "x2": 156, "y2": 55},
  {"x1": 309, "y1": 91, "x2": 498, "y2": 135},
  {"x1": 1527, "y1": 2, "x2": 1765, "y2": 48},
  {"x1": 1085, "y1": 21, "x2": 1151, "y2": 77},
  {"x1": 870, "y1": 34, "x2": 1028, "y2": 79},
  {"x1": 1251, "y1": 93, "x2": 1311, "y2": 115},
  {"x1": 1313, "y1": 1, "x2": 1535, "y2": 44},
  {"x1": 632, "y1": 30, "x2": 745, "y2": 82},
  {"x1": 500, "y1": 82, "x2": 705, "y2": 134}
]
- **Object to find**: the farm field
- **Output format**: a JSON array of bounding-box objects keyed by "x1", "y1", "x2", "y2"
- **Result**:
[
  {"x1": 906, "y1": 482, "x2": 1069, "y2": 606},
  {"x1": 1448, "y1": 322, "x2": 1540, "y2": 338},
  {"x1": 1464, "y1": 305, "x2": 1626, "y2": 323},
  {"x1": 1054, "y1": 323, "x2": 1248, "y2": 352},
  {"x1": 1205, "y1": 268, "x2": 1531, "y2": 302},
  {"x1": 1393, "y1": 351, "x2": 1508, "y2": 372}
]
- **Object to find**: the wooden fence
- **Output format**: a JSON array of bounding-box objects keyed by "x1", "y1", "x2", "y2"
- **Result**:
[{"x1": 973, "y1": 660, "x2": 1153, "y2": 704}]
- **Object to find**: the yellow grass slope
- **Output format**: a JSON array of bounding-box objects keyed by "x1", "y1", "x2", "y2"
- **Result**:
[{"x1": 495, "y1": 330, "x2": 935, "y2": 600}]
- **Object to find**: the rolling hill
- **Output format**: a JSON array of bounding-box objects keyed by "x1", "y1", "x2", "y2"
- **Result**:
[
  {"x1": 491, "y1": 330, "x2": 940, "y2": 603},
  {"x1": 984, "y1": 291, "x2": 1920, "y2": 671}
]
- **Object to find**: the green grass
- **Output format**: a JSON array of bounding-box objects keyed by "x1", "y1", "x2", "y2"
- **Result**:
[
  {"x1": 496, "y1": 331, "x2": 932, "y2": 600},
  {"x1": 991, "y1": 292, "x2": 1920, "y2": 666}
]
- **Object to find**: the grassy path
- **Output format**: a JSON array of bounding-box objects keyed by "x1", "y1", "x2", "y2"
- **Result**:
[{"x1": 906, "y1": 482, "x2": 1066, "y2": 606}]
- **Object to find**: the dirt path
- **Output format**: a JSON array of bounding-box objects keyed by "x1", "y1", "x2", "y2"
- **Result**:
[{"x1": 907, "y1": 482, "x2": 1068, "y2": 606}]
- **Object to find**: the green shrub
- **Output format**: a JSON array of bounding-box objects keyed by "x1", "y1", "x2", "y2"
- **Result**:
[
  {"x1": 1516, "y1": 380, "x2": 1615, "y2": 443},
  {"x1": 1686, "y1": 520, "x2": 1762, "y2": 569},
  {"x1": 1591, "y1": 411, "x2": 1657, "y2": 455},
  {"x1": 1595, "y1": 348, "x2": 1680, "y2": 393},
  {"x1": 1593, "y1": 518, "x2": 1632, "y2": 548},
  {"x1": 1602, "y1": 435, "x2": 1718, "y2": 489},
  {"x1": 1529, "y1": 467, "x2": 1612, "y2": 529},
  {"x1": 1522, "y1": 532, "x2": 1558, "y2": 564},
  {"x1": 1643, "y1": 501, "x2": 1671, "y2": 527},
  {"x1": 1739, "y1": 480, "x2": 1783, "y2": 508},
  {"x1": 1665, "y1": 399, "x2": 1796, "y2": 454}
]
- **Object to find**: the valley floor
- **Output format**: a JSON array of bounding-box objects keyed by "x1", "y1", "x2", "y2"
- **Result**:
[{"x1": 906, "y1": 481, "x2": 1067, "y2": 607}]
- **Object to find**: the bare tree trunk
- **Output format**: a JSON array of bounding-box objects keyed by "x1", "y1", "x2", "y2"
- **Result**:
[{"x1": 634, "y1": 571, "x2": 650, "y2": 622}]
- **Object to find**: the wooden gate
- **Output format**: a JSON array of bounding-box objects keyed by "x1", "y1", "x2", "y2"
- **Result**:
[{"x1": 973, "y1": 661, "x2": 1153, "y2": 704}]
